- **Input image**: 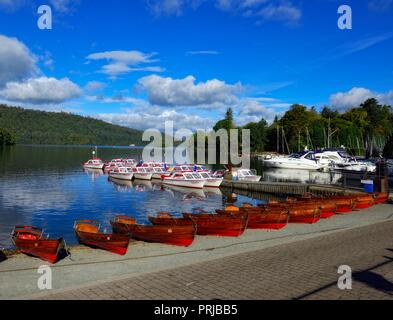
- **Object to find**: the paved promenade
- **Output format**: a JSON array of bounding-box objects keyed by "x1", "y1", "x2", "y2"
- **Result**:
[{"x1": 39, "y1": 220, "x2": 393, "y2": 300}]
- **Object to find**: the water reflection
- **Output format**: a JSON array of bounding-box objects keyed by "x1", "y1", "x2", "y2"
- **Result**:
[{"x1": 263, "y1": 168, "x2": 343, "y2": 185}]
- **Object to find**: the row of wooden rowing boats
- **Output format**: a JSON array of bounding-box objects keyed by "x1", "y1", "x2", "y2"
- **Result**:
[{"x1": 6, "y1": 192, "x2": 389, "y2": 264}]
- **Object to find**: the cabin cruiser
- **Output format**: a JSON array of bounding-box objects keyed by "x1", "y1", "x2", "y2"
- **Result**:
[
  {"x1": 163, "y1": 172, "x2": 206, "y2": 189},
  {"x1": 104, "y1": 159, "x2": 124, "y2": 172},
  {"x1": 263, "y1": 151, "x2": 325, "y2": 170},
  {"x1": 263, "y1": 168, "x2": 342, "y2": 185},
  {"x1": 132, "y1": 167, "x2": 154, "y2": 180},
  {"x1": 151, "y1": 167, "x2": 171, "y2": 179},
  {"x1": 198, "y1": 171, "x2": 223, "y2": 188},
  {"x1": 83, "y1": 159, "x2": 105, "y2": 170},
  {"x1": 314, "y1": 149, "x2": 376, "y2": 172},
  {"x1": 108, "y1": 167, "x2": 134, "y2": 181},
  {"x1": 224, "y1": 168, "x2": 261, "y2": 182},
  {"x1": 123, "y1": 159, "x2": 138, "y2": 167}
]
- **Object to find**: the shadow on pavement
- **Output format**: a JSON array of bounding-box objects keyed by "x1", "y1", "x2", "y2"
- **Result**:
[{"x1": 0, "y1": 250, "x2": 7, "y2": 263}]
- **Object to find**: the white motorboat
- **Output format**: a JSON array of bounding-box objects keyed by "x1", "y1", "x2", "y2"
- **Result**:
[
  {"x1": 198, "y1": 171, "x2": 223, "y2": 188},
  {"x1": 132, "y1": 167, "x2": 154, "y2": 180},
  {"x1": 263, "y1": 168, "x2": 342, "y2": 185},
  {"x1": 123, "y1": 159, "x2": 138, "y2": 167},
  {"x1": 83, "y1": 158, "x2": 104, "y2": 170},
  {"x1": 163, "y1": 172, "x2": 206, "y2": 189},
  {"x1": 108, "y1": 167, "x2": 134, "y2": 180},
  {"x1": 234, "y1": 168, "x2": 261, "y2": 182},
  {"x1": 315, "y1": 149, "x2": 376, "y2": 172},
  {"x1": 151, "y1": 167, "x2": 171, "y2": 179},
  {"x1": 263, "y1": 151, "x2": 325, "y2": 170}
]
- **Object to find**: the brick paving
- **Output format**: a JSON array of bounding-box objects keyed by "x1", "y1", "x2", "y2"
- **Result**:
[{"x1": 40, "y1": 221, "x2": 393, "y2": 300}]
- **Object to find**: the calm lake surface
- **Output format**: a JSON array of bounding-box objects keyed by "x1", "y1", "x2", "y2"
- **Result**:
[
  {"x1": 0, "y1": 145, "x2": 268, "y2": 247},
  {"x1": 0, "y1": 145, "x2": 349, "y2": 247}
]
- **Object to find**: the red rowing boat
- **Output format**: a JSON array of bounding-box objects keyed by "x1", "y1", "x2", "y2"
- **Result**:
[
  {"x1": 217, "y1": 205, "x2": 289, "y2": 230},
  {"x1": 373, "y1": 192, "x2": 389, "y2": 204},
  {"x1": 148, "y1": 212, "x2": 194, "y2": 226},
  {"x1": 11, "y1": 226, "x2": 65, "y2": 264},
  {"x1": 352, "y1": 194, "x2": 375, "y2": 209},
  {"x1": 286, "y1": 199, "x2": 337, "y2": 219},
  {"x1": 74, "y1": 220, "x2": 129, "y2": 255},
  {"x1": 258, "y1": 202, "x2": 321, "y2": 224},
  {"x1": 182, "y1": 211, "x2": 248, "y2": 237},
  {"x1": 111, "y1": 215, "x2": 196, "y2": 247}
]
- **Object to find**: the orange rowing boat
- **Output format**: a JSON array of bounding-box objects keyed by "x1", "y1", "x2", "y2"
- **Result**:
[
  {"x1": 74, "y1": 220, "x2": 129, "y2": 255},
  {"x1": 182, "y1": 211, "x2": 248, "y2": 237},
  {"x1": 373, "y1": 192, "x2": 389, "y2": 204},
  {"x1": 11, "y1": 226, "x2": 66, "y2": 264},
  {"x1": 111, "y1": 215, "x2": 196, "y2": 247},
  {"x1": 217, "y1": 205, "x2": 289, "y2": 230}
]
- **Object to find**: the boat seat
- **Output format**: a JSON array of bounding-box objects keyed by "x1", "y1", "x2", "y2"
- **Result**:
[
  {"x1": 225, "y1": 205, "x2": 240, "y2": 212},
  {"x1": 76, "y1": 224, "x2": 99, "y2": 233},
  {"x1": 115, "y1": 216, "x2": 136, "y2": 225},
  {"x1": 156, "y1": 212, "x2": 173, "y2": 218}
]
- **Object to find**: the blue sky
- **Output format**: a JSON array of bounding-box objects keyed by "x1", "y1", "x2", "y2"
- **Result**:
[{"x1": 0, "y1": 0, "x2": 392, "y2": 130}]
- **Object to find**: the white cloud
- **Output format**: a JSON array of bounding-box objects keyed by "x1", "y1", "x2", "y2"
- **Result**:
[
  {"x1": 138, "y1": 75, "x2": 242, "y2": 107},
  {"x1": 85, "y1": 81, "x2": 107, "y2": 92},
  {"x1": 86, "y1": 50, "x2": 164, "y2": 77},
  {"x1": 186, "y1": 50, "x2": 220, "y2": 56},
  {"x1": 0, "y1": 77, "x2": 82, "y2": 104},
  {"x1": 49, "y1": 0, "x2": 80, "y2": 14},
  {"x1": 145, "y1": 0, "x2": 302, "y2": 25},
  {"x1": 96, "y1": 106, "x2": 214, "y2": 131},
  {"x1": 0, "y1": 34, "x2": 38, "y2": 87},
  {"x1": 236, "y1": 98, "x2": 281, "y2": 125},
  {"x1": 330, "y1": 87, "x2": 393, "y2": 110},
  {"x1": 0, "y1": 0, "x2": 25, "y2": 12},
  {"x1": 257, "y1": 2, "x2": 301, "y2": 23}
]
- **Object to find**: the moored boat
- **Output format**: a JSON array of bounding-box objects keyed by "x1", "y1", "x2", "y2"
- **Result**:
[
  {"x1": 83, "y1": 158, "x2": 104, "y2": 170},
  {"x1": 108, "y1": 166, "x2": 134, "y2": 180},
  {"x1": 217, "y1": 205, "x2": 289, "y2": 230},
  {"x1": 132, "y1": 167, "x2": 154, "y2": 180},
  {"x1": 163, "y1": 172, "x2": 206, "y2": 189},
  {"x1": 286, "y1": 198, "x2": 337, "y2": 219},
  {"x1": 151, "y1": 167, "x2": 171, "y2": 180},
  {"x1": 111, "y1": 215, "x2": 196, "y2": 247},
  {"x1": 74, "y1": 220, "x2": 129, "y2": 255},
  {"x1": 148, "y1": 212, "x2": 194, "y2": 226},
  {"x1": 11, "y1": 226, "x2": 66, "y2": 264},
  {"x1": 373, "y1": 192, "x2": 389, "y2": 204},
  {"x1": 352, "y1": 194, "x2": 375, "y2": 209},
  {"x1": 286, "y1": 205, "x2": 321, "y2": 224},
  {"x1": 182, "y1": 211, "x2": 248, "y2": 237}
]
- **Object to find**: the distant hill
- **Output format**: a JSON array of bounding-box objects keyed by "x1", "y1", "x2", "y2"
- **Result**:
[{"x1": 0, "y1": 105, "x2": 144, "y2": 146}]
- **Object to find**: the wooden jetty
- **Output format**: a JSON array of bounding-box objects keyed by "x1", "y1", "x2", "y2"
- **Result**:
[{"x1": 221, "y1": 180, "x2": 361, "y2": 197}]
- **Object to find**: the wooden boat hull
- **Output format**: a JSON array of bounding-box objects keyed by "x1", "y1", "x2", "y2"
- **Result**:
[
  {"x1": 374, "y1": 192, "x2": 388, "y2": 204},
  {"x1": 14, "y1": 238, "x2": 64, "y2": 264},
  {"x1": 289, "y1": 200, "x2": 336, "y2": 219},
  {"x1": 352, "y1": 195, "x2": 375, "y2": 209},
  {"x1": 247, "y1": 210, "x2": 289, "y2": 230},
  {"x1": 287, "y1": 206, "x2": 321, "y2": 224},
  {"x1": 75, "y1": 231, "x2": 129, "y2": 255},
  {"x1": 111, "y1": 221, "x2": 195, "y2": 247},
  {"x1": 182, "y1": 213, "x2": 248, "y2": 237},
  {"x1": 217, "y1": 206, "x2": 289, "y2": 230}
]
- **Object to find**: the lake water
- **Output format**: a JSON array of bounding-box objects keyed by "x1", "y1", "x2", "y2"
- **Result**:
[
  {"x1": 0, "y1": 145, "x2": 266, "y2": 247},
  {"x1": 0, "y1": 145, "x2": 354, "y2": 248}
]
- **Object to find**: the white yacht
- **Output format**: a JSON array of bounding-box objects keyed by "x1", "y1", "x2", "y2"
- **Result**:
[
  {"x1": 263, "y1": 151, "x2": 324, "y2": 170},
  {"x1": 198, "y1": 171, "x2": 223, "y2": 188},
  {"x1": 315, "y1": 149, "x2": 376, "y2": 172}
]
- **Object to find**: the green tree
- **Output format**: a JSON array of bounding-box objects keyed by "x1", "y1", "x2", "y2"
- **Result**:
[{"x1": 243, "y1": 119, "x2": 268, "y2": 152}]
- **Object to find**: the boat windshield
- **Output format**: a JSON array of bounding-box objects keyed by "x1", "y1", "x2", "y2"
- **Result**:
[
  {"x1": 192, "y1": 173, "x2": 203, "y2": 179},
  {"x1": 184, "y1": 174, "x2": 194, "y2": 179},
  {"x1": 200, "y1": 172, "x2": 210, "y2": 178},
  {"x1": 288, "y1": 152, "x2": 307, "y2": 159}
]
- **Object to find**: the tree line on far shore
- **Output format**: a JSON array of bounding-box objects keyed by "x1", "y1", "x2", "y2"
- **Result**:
[{"x1": 212, "y1": 98, "x2": 393, "y2": 158}]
